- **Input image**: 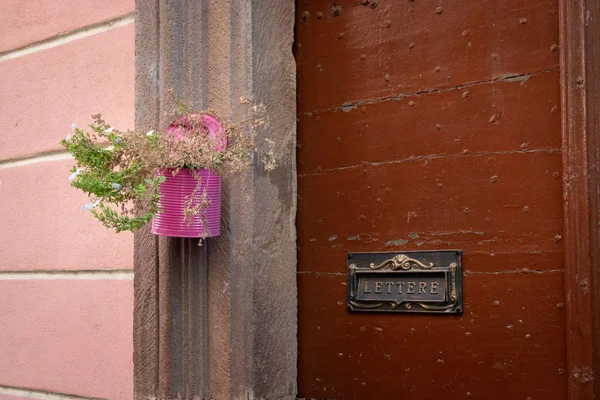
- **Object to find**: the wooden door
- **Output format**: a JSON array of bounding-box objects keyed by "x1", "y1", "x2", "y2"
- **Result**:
[{"x1": 295, "y1": 1, "x2": 567, "y2": 398}]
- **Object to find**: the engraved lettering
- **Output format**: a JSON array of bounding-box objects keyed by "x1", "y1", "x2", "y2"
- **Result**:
[
  {"x1": 385, "y1": 282, "x2": 394, "y2": 293},
  {"x1": 375, "y1": 282, "x2": 383, "y2": 293},
  {"x1": 397, "y1": 282, "x2": 405, "y2": 294},
  {"x1": 407, "y1": 282, "x2": 416, "y2": 294},
  {"x1": 431, "y1": 282, "x2": 439, "y2": 294},
  {"x1": 364, "y1": 281, "x2": 372, "y2": 293},
  {"x1": 419, "y1": 282, "x2": 427, "y2": 294}
]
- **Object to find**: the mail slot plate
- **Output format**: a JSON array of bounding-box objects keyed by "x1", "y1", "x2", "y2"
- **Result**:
[{"x1": 347, "y1": 250, "x2": 463, "y2": 314}]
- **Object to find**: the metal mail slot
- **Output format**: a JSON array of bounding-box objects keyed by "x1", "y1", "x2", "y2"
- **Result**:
[{"x1": 347, "y1": 250, "x2": 463, "y2": 314}]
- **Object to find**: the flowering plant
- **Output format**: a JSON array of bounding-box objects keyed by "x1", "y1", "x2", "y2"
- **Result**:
[{"x1": 60, "y1": 100, "x2": 274, "y2": 236}]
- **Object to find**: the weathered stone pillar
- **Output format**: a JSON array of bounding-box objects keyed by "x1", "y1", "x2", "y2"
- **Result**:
[{"x1": 133, "y1": 1, "x2": 296, "y2": 399}]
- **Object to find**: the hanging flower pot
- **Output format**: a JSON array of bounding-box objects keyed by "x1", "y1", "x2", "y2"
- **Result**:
[
  {"x1": 151, "y1": 113, "x2": 226, "y2": 238},
  {"x1": 151, "y1": 168, "x2": 221, "y2": 237},
  {"x1": 61, "y1": 99, "x2": 276, "y2": 242}
]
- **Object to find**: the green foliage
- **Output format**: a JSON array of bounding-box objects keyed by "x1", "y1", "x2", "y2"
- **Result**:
[{"x1": 60, "y1": 116, "x2": 163, "y2": 233}]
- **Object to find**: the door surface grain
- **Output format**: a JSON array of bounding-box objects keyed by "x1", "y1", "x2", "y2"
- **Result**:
[{"x1": 295, "y1": 1, "x2": 566, "y2": 398}]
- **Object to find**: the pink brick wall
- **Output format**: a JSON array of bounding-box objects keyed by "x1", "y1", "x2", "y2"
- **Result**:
[
  {"x1": 0, "y1": 280, "x2": 133, "y2": 399},
  {"x1": 0, "y1": 0, "x2": 134, "y2": 52},
  {"x1": 0, "y1": 2, "x2": 135, "y2": 399},
  {"x1": 0, "y1": 25, "x2": 135, "y2": 160},
  {"x1": 0, "y1": 160, "x2": 132, "y2": 271}
]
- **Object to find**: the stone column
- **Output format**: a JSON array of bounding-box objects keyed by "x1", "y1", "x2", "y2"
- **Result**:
[{"x1": 133, "y1": 1, "x2": 297, "y2": 399}]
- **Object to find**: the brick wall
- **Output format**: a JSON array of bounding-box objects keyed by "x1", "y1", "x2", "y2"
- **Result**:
[{"x1": 0, "y1": 2, "x2": 135, "y2": 399}]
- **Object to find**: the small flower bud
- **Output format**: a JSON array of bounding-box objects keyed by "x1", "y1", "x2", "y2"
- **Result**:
[
  {"x1": 82, "y1": 200, "x2": 100, "y2": 211},
  {"x1": 68, "y1": 168, "x2": 82, "y2": 181}
]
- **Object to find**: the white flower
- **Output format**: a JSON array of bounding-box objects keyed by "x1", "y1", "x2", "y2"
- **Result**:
[
  {"x1": 114, "y1": 137, "x2": 122, "y2": 144},
  {"x1": 105, "y1": 127, "x2": 114, "y2": 133},
  {"x1": 71, "y1": 123, "x2": 77, "y2": 130},
  {"x1": 146, "y1": 130, "x2": 154, "y2": 136},
  {"x1": 68, "y1": 168, "x2": 82, "y2": 181},
  {"x1": 82, "y1": 200, "x2": 101, "y2": 211},
  {"x1": 65, "y1": 134, "x2": 71, "y2": 141},
  {"x1": 111, "y1": 183, "x2": 122, "y2": 190}
]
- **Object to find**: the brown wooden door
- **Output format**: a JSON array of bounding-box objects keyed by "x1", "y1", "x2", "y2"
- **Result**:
[{"x1": 295, "y1": 1, "x2": 566, "y2": 398}]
